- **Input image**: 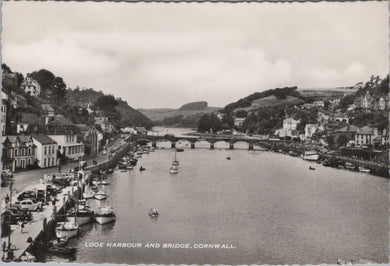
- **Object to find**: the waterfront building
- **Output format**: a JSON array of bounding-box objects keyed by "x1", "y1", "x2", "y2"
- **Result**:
[
  {"x1": 31, "y1": 134, "x2": 58, "y2": 168},
  {"x1": 2, "y1": 135, "x2": 36, "y2": 171},
  {"x1": 2, "y1": 90, "x2": 8, "y2": 135},
  {"x1": 355, "y1": 126, "x2": 374, "y2": 146},
  {"x1": 334, "y1": 125, "x2": 359, "y2": 145},
  {"x1": 76, "y1": 124, "x2": 100, "y2": 157},
  {"x1": 234, "y1": 117, "x2": 245, "y2": 127},
  {"x1": 304, "y1": 124, "x2": 319, "y2": 139},
  {"x1": 20, "y1": 76, "x2": 41, "y2": 97},
  {"x1": 48, "y1": 128, "x2": 85, "y2": 162},
  {"x1": 332, "y1": 113, "x2": 349, "y2": 123}
]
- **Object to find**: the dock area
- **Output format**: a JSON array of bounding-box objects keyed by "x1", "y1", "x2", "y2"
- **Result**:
[{"x1": 1, "y1": 141, "x2": 134, "y2": 262}]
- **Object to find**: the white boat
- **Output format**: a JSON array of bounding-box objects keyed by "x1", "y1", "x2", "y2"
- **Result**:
[
  {"x1": 66, "y1": 209, "x2": 94, "y2": 226},
  {"x1": 303, "y1": 151, "x2": 319, "y2": 161},
  {"x1": 169, "y1": 165, "x2": 179, "y2": 174},
  {"x1": 83, "y1": 184, "x2": 95, "y2": 199},
  {"x1": 95, "y1": 206, "x2": 116, "y2": 224},
  {"x1": 359, "y1": 166, "x2": 370, "y2": 173},
  {"x1": 55, "y1": 222, "x2": 78, "y2": 239},
  {"x1": 94, "y1": 190, "x2": 107, "y2": 200},
  {"x1": 126, "y1": 164, "x2": 134, "y2": 170},
  {"x1": 101, "y1": 180, "x2": 110, "y2": 185},
  {"x1": 92, "y1": 180, "x2": 102, "y2": 186}
]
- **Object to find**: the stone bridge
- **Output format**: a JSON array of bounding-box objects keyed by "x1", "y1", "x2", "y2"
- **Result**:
[{"x1": 133, "y1": 134, "x2": 278, "y2": 150}]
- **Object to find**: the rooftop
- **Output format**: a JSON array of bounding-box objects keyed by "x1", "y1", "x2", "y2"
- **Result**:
[{"x1": 31, "y1": 134, "x2": 57, "y2": 145}]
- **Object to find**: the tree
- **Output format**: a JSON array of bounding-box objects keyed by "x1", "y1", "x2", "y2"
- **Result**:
[
  {"x1": 1, "y1": 64, "x2": 11, "y2": 74},
  {"x1": 337, "y1": 134, "x2": 349, "y2": 147},
  {"x1": 197, "y1": 113, "x2": 221, "y2": 133},
  {"x1": 235, "y1": 110, "x2": 248, "y2": 118},
  {"x1": 94, "y1": 95, "x2": 118, "y2": 111}
]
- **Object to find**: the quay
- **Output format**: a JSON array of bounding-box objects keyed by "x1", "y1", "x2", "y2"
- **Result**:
[{"x1": 1, "y1": 141, "x2": 134, "y2": 261}]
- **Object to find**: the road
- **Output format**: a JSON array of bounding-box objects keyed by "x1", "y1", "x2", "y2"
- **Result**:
[{"x1": 1, "y1": 137, "x2": 125, "y2": 205}]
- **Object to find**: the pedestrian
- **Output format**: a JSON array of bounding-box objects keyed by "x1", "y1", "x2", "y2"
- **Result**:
[
  {"x1": 3, "y1": 241, "x2": 6, "y2": 252},
  {"x1": 5, "y1": 194, "x2": 9, "y2": 205},
  {"x1": 20, "y1": 222, "x2": 25, "y2": 233}
]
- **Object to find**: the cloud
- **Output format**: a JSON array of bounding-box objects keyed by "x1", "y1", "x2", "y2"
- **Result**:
[{"x1": 2, "y1": 2, "x2": 388, "y2": 108}]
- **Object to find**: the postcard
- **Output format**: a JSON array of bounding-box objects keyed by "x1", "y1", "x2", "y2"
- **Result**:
[{"x1": 0, "y1": 1, "x2": 388, "y2": 265}]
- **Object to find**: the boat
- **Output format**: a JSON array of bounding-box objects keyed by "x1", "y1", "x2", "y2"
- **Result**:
[
  {"x1": 95, "y1": 206, "x2": 116, "y2": 224},
  {"x1": 226, "y1": 156, "x2": 231, "y2": 160},
  {"x1": 66, "y1": 209, "x2": 94, "y2": 226},
  {"x1": 322, "y1": 159, "x2": 331, "y2": 167},
  {"x1": 55, "y1": 222, "x2": 78, "y2": 239},
  {"x1": 169, "y1": 165, "x2": 179, "y2": 174},
  {"x1": 303, "y1": 150, "x2": 319, "y2": 161},
  {"x1": 176, "y1": 148, "x2": 184, "y2": 152},
  {"x1": 359, "y1": 166, "x2": 370, "y2": 173},
  {"x1": 172, "y1": 150, "x2": 179, "y2": 166},
  {"x1": 345, "y1": 162, "x2": 356, "y2": 170},
  {"x1": 94, "y1": 190, "x2": 107, "y2": 200},
  {"x1": 83, "y1": 184, "x2": 95, "y2": 199},
  {"x1": 126, "y1": 164, "x2": 134, "y2": 170},
  {"x1": 139, "y1": 166, "x2": 146, "y2": 171},
  {"x1": 148, "y1": 208, "x2": 158, "y2": 218},
  {"x1": 101, "y1": 179, "x2": 110, "y2": 185},
  {"x1": 47, "y1": 237, "x2": 68, "y2": 248},
  {"x1": 309, "y1": 166, "x2": 316, "y2": 170},
  {"x1": 47, "y1": 246, "x2": 77, "y2": 256}
]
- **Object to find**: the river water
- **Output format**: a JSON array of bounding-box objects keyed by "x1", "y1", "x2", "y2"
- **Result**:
[{"x1": 44, "y1": 141, "x2": 389, "y2": 265}]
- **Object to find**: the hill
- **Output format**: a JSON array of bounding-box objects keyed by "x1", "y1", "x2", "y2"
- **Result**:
[
  {"x1": 179, "y1": 101, "x2": 208, "y2": 110},
  {"x1": 139, "y1": 102, "x2": 220, "y2": 127}
]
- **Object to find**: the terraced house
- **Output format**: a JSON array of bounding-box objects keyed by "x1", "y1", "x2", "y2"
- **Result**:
[
  {"x1": 31, "y1": 134, "x2": 58, "y2": 168},
  {"x1": 2, "y1": 135, "x2": 36, "y2": 171}
]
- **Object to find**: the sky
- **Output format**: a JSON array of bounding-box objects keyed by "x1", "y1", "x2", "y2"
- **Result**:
[{"x1": 2, "y1": 2, "x2": 388, "y2": 109}]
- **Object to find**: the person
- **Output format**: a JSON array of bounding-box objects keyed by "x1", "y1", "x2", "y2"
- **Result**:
[
  {"x1": 19, "y1": 221, "x2": 24, "y2": 233},
  {"x1": 5, "y1": 194, "x2": 9, "y2": 205},
  {"x1": 3, "y1": 241, "x2": 6, "y2": 252}
]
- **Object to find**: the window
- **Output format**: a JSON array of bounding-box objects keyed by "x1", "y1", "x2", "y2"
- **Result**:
[
  {"x1": 52, "y1": 146, "x2": 55, "y2": 154},
  {"x1": 48, "y1": 158, "x2": 50, "y2": 167},
  {"x1": 44, "y1": 147, "x2": 47, "y2": 155},
  {"x1": 44, "y1": 158, "x2": 46, "y2": 167},
  {"x1": 28, "y1": 148, "x2": 31, "y2": 155},
  {"x1": 52, "y1": 157, "x2": 54, "y2": 166}
]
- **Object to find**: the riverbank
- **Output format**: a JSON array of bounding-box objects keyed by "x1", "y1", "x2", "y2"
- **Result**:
[{"x1": 1, "y1": 140, "x2": 135, "y2": 262}]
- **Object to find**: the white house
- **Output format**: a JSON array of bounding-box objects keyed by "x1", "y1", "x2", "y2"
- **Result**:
[
  {"x1": 20, "y1": 76, "x2": 41, "y2": 97},
  {"x1": 48, "y1": 131, "x2": 84, "y2": 161},
  {"x1": 305, "y1": 124, "x2": 319, "y2": 139},
  {"x1": 234, "y1": 118, "x2": 245, "y2": 127},
  {"x1": 31, "y1": 134, "x2": 58, "y2": 168}
]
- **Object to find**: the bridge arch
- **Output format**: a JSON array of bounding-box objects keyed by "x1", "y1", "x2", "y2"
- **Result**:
[
  {"x1": 175, "y1": 139, "x2": 193, "y2": 148},
  {"x1": 213, "y1": 140, "x2": 231, "y2": 149}
]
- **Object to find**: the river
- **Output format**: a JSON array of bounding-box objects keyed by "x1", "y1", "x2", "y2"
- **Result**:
[{"x1": 43, "y1": 135, "x2": 388, "y2": 264}]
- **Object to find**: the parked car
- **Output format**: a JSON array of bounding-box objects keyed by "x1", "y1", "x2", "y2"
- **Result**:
[
  {"x1": 3, "y1": 206, "x2": 32, "y2": 224},
  {"x1": 17, "y1": 191, "x2": 37, "y2": 202},
  {"x1": 15, "y1": 199, "x2": 42, "y2": 212}
]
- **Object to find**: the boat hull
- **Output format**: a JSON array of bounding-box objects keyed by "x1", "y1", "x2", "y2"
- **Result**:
[
  {"x1": 55, "y1": 228, "x2": 78, "y2": 239},
  {"x1": 66, "y1": 215, "x2": 93, "y2": 226},
  {"x1": 303, "y1": 154, "x2": 319, "y2": 161},
  {"x1": 95, "y1": 216, "x2": 116, "y2": 224},
  {"x1": 94, "y1": 194, "x2": 107, "y2": 200}
]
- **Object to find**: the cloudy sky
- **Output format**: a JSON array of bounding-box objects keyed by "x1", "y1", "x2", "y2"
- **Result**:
[{"x1": 2, "y1": 2, "x2": 388, "y2": 108}]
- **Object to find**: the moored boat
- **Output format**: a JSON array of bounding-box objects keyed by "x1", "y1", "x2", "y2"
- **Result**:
[
  {"x1": 169, "y1": 165, "x2": 179, "y2": 174},
  {"x1": 172, "y1": 150, "x2": 179, "y2": 166},
  {"x1": 95, "y1": 206, "x2": 116, "y2": 224},
  {"x1": 303, "y1": 150, "x2": 319, "y2": 161},
  {"x1": 47, "y1": 246, "x2": 77, "y2": 256},
  {"x1": 66, "y1": 210, "x2": 93, "y2": 226},
  {"x1": 55, "y1": 222, "x2": 78, "y2": 239},
  {"x1": 359, "y1": 166, "x2": 370, "y2": 173},
  {"x1": 94, "y1": 190, "x2": 107, "y2": 200}
]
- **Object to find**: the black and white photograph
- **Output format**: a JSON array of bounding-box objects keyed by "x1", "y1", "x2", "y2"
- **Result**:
[{"x1": 0, "y1": 1, "x2": 389, "y2": 265}]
